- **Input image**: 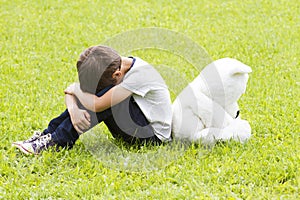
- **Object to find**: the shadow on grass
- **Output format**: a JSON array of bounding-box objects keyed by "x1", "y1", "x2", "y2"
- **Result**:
[{"x1": 80, "y1": 126, "x2": 191, "y2": 173}]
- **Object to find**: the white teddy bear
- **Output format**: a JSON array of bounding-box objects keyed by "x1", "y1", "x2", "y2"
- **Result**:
[{"x1": 172, "y1": 58, "x2": 252, "y2": 146}]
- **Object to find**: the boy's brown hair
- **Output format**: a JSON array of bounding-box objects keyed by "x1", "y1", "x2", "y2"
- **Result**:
[{"x1": 76, "y1": 45, "x2": 121, "y2": 94}]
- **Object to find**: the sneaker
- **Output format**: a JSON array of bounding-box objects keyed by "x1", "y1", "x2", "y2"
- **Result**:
[
  {"x1": 12, "y1": 131, "x2": 44, "y2": 147},
  {"x1": 14, "y1": 133, "x2": 55, "y2": 155},
  {"x1": 24, "y1": 131, "x2": 44, "y2": 143}
]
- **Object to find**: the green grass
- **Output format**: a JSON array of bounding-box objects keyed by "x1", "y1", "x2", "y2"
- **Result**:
[{"x1": 1, "y1": 0, "x2": 299, "y2": 199}]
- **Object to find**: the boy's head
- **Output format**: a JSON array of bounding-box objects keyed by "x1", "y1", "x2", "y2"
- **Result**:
[{"x1": 77, "y1": 45, "x2": 121, "y2": 94}]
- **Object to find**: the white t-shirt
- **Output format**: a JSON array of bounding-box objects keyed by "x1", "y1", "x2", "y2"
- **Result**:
[{"x1": 119, "y1": 57, "x2": 172, "y2": 142}]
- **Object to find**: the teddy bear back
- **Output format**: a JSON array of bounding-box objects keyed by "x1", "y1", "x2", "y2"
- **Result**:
[{"x1": 190, "y1": 58, "x2": 252, "y2": 107}]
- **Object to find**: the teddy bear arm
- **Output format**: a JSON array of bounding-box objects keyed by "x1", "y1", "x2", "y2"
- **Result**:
[{"x1": 193, "y1": 92, "x2": 234, "y2": 129}]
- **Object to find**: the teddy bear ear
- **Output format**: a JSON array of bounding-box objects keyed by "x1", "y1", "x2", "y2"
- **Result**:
[
  {"x1": 214, "y1": 58, "x2": 252, "y2": 75},
  {"x1": 229, "y1": 60, "x2": 252, "y2": 75}
]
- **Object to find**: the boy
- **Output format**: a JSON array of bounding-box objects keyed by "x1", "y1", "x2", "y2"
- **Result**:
[{"x1": 13, "y1": 45, "x2": 172, "y2": 155}]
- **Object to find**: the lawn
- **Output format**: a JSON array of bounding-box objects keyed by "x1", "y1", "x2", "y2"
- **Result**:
[{"x1": 0, "y1": 0, "x2": 299, "y2": 199}]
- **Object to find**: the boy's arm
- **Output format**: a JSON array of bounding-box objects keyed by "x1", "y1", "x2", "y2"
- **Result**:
[
  {"x1": 65, "y1": 83, "x2": 132, "y2": 113},
  {"x1": 65, "y1": 93, "x2": 78, "y2": 111},
  {"x1": 65, "y1": 93, "x2": 91, "y2": 134}
]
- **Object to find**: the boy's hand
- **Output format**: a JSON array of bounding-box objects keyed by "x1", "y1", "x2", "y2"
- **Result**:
[
  {"x1": 69, "y1": 107, "x2": 91, "y2": 134},
  {"x1": 64, "y1": 83, "x2": 80, "y2": 95}
]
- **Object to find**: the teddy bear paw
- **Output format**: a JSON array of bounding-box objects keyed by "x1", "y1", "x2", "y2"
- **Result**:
[{"x1": 225, "y1": 119, "x2": 251, "y2": 143}]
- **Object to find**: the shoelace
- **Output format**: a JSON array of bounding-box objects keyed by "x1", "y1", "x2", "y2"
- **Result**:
[
  {"x1": 24, "y1": 131, "x2": 43, "y2": 143},
  {"x1": 33, "y1": 134, "x2": 51, "y2": 149}
]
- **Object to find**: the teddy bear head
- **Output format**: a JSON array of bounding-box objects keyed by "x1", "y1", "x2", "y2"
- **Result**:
[{"x1": 199, "y1": 58, "x2": 252, "y2": 108}]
